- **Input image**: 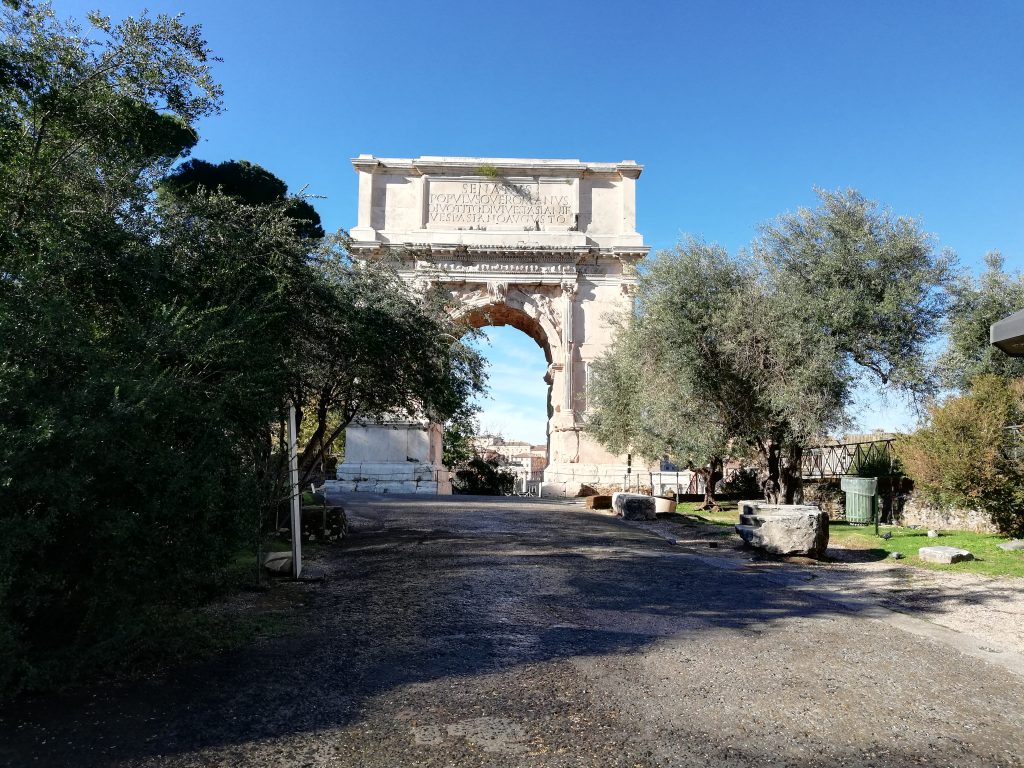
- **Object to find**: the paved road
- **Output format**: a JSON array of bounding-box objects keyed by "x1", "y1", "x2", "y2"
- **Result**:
[{"x1": 3, "y1": 495, "x2": 1023, "y2": 767}]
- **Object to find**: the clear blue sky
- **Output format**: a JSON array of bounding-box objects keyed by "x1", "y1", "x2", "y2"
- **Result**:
[{"x1": 57, "y1": 0, "x2": 1024, "y2": 442}]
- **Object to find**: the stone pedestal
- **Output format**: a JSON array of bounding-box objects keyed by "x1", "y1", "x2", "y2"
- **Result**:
[
  {"x1": 735, "y1": 501, "x2": 830, "y2": 558},
  {"x1": 328, "y1": 421, "x2": 451, "y2": 495}
]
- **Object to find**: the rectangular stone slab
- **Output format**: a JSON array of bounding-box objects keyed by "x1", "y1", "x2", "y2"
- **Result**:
[
  {"x1": 918, "y1": 545, "x2": 974, "y2": 564},
  {"x1": 611, "y1": 492, "x2": 657, "y2": 520}
]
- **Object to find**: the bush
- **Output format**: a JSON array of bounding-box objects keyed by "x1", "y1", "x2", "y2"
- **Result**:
[
  {"x1": 895, "y1": 376, "x2": 1024, "y2": 535},
  {"x1": 719, "y1": 466, "x2": 761, "y2": 498},
  {"x1": 452, "y1": 457, "x2": 517, "y2": 495},
  {"x1": 850, "y1": 447, "x2": 902, "y2": 478}
]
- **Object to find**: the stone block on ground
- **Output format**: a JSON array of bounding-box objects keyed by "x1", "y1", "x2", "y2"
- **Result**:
[
  {"x1": 735, "y1": 502, "x2": 829, "y2": 558},
  {"x1": 918, "y1": 545, "x2": 974, "y2": 564},
  {"x1": 654, "y1": 496, "x2": 675, "y2": 514},
  {"x1": 612, "y1": 492, "x2": 657, "y2": 520},
  {"x1": 262, "y1": 551, "x2": 293, "y2": 575},
  {"x1": 584, "y1": 495, "x2": 613, "y2": 510},
  {"x1": 998, "y1": 539, "x2": 1024, "y2": 552}
]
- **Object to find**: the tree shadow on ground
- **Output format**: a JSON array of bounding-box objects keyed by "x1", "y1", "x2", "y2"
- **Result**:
[{"x1": 0, "y1": 495, "x2": 1019, "y2": 767}]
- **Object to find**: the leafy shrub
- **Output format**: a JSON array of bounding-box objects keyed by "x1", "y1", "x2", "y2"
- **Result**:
[
  {"x1": 719, "y1": 466, "x2": 761, "y2": 498},
  {"x1": 850, "y1": 447, "x2": 902, "y2": 478},
  {"x1": 895, "y1": 376, "x2": 1024, "y2": 535},
  {"x1": 452, "y1": 457, "x2": 517, "y2": 496}
]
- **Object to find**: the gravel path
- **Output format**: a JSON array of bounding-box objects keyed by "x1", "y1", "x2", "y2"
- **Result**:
[
  {"x1": 2, "y1": 494, "x2": 1022, "y2": 767},
  {"x1": 626, "y1": 512, "x2": 1024, "y2": 660}
]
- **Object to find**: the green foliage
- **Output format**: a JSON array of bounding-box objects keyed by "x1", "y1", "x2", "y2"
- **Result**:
[
  {"x1": 720, "y1": 467, "x2": 761, "y2": 498},
  {"x1": 160, "y1": 158, "x2": 325, "y2": 240},
  {"x1": 849, "y1": 446, "x2": 902, "y2": 478},
  {"x1": 288, "y1": 244, "x2": 486, "y2": 487},
  {"x1": 587, "y1": 240, "x2": 744, "y2": 472},
  {"x1": 0, "y1": 1, "x2": 254, "y2": 697},
  {"x1": 443, "y1": 411, "x2": 480, "y2": 468},
  {"x1": 752, "y1": 189, "x2": 954, "y2": 399},
  {"x1": 0, "y1": 3, "x2": 484, "y2": 700},
  {"x1": 895, "y1": 376, "x2": 1024, "y2": 535},
  {"x1": 939, "y1": 251, "x2": 1024, "y2": 390},
  {"x1": 588, "y1": 190, "x2": 953, "y2": 505},
  {"x1": 452, "y1": 457, "x2": 517, "y2": 496}
]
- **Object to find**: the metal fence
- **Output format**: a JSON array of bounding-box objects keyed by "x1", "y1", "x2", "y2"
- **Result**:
[{"x1": 801, "y1": 438, "x2": 897, "y2": 480}]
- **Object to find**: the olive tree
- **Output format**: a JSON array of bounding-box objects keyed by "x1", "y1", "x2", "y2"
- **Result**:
[
  {"x1": 588, "y1": 190, "x2": 953, "y2": 505},
  {"x1": 587, "y1": 240, "x2": 753, "y2": 508},
  {"x1": 939, "y1": 251, "x2": 1024, "y2": 389}
]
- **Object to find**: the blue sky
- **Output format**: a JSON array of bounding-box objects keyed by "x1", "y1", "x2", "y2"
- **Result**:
[{"x1": 55, "y1": 0, "x2": 1024, "y2": 443}]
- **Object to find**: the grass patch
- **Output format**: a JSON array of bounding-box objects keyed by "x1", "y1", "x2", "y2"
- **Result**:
[
  {"x1": 827, "y1": 523, "x2": 1024, "y2": 578},
  {"x1": 671, "y1": 502, "x2": 1024, "y2": 578},
  {"x1": 674, "y1": 500, "x2": 738, "y2": 527}
]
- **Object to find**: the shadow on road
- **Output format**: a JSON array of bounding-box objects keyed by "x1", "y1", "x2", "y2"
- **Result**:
[{"x1": 1, "y1": 494, "x2": 1020, "y2": 767}]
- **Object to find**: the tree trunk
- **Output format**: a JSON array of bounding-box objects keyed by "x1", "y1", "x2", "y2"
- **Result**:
[
  {"x1": 693, "y1": 457, "x2": 724, "y2": 510},
  {"x1": 298, "y1": 414, "x2": 352, "y2": 490},
  {"x1": 780, "y1": 443, "x2": 804, "y2": 504},
  {"x1": 762, "y1": 441, "x2": 781, "y2": 504}
]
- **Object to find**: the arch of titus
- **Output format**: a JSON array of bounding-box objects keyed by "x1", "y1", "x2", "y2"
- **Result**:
[{"x1": 332, "y1": 156, "x2": 649, "y2": 498}]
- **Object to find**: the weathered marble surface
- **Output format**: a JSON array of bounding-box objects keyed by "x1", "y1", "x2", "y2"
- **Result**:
[
  {"x1": 612, "y1": 492, "x2": 657, "y2": 520},
  {"x1": 342, "y1": 156, "x2": 652, "y2": 497},
  {"x1": 736, "y1": 501, "x2": 830, "y2": 558},
  {"x1": 918, "y1": 545, "x2": 975, "y2": 564}
]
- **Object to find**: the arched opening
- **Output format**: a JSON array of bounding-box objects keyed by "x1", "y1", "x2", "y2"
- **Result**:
[{"x1": 458, "y1": 302, "x2": 555, "y2": 493}]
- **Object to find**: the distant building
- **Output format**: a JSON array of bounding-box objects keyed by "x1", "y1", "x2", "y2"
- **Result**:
[{"x1": 471, "y1": 434, "x2": 547, "y2": 484}]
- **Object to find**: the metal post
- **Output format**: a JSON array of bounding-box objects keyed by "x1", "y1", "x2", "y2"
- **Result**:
[{"x1": 288, "y1": 403, "x2": 303, "y2": 579}]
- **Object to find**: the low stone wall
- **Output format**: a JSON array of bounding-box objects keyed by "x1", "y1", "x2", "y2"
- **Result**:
[
  {"x1": 802, "y1": 480, "x2": 846, "y2": 521},
  {"x1": 899, "y1": 497, "x2": 998, "y2": 533}
]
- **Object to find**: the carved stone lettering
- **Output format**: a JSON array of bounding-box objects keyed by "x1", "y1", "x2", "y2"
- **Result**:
[{"x1": 427, "y1": 179, "x2": 577, "y2": 228}]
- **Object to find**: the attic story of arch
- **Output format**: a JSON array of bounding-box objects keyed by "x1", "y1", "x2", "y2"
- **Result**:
[{"x1": 327, "y1": 156, "x2": 649, "y2": 499}]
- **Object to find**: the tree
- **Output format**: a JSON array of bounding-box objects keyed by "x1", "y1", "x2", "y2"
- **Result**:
[
  {"x1": 939, "y1": 251, "x2": 1024, "y2": 389},
  {"x1": 896, "y1": 376, "x2": 1024, "y2": 535},
  {"x1": 288, "y1": 247, "x2": 486, "y2": 488},
  {"x1": 587, "y1": 240, "x2": 752, "y2": 508},
  {"x1": 0, "y1": 2, "x2": 343, "y2": 698},
  {"x1": 753, "y1": 189, "x2": 953, "y2": 398},
  {"x1": 160, "y1": 158, "x2": 325, "y2": 240},
  {"x1": 443, "y1": 410, "x2": 481, "y2": 468},
  {"x1": 588, "y1": 190, "x2": 953, "y2": 505}
]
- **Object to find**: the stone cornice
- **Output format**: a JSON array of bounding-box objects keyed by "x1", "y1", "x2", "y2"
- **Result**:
[
  {"x1": 350, "y1": 155, "x2": 644, "y2": 179},
  {"x1": 349, "y1": 241, "x2": 649, "y2": 261}
]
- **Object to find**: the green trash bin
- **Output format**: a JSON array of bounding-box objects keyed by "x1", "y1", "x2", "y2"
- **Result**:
[{"x1": 840, "y1": 476, "x2": 877, "y2": 525}]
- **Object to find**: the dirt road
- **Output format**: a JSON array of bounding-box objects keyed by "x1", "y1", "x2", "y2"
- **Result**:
[{"x1": 2, "y1": 494, "x2": 1021, "y2": 767}]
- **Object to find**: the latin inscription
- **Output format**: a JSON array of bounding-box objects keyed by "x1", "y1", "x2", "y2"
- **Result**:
[
  {"x1": 418, "y1": 261, "x2": 609, "y2": 276},
  {"x1": 427, "y1": 181, "x2": 576, "y2": 227}
]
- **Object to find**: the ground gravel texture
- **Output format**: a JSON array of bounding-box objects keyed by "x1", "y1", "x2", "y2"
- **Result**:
[
  {"x1": 2, "y1": 494, "x2": 1022, "y2": 767},
  {"x1": 627, "y1": 511, "x2": 1024, "y2": 659}
]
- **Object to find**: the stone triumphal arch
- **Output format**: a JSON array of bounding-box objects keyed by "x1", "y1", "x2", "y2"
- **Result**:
[{"x1": 332, "y1": 156, "x2": 649, "y2": 498}]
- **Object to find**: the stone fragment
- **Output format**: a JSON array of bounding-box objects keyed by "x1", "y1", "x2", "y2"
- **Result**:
[
  {"x1": 918, "y1": 545, "x2": 974, "y2": 564},
  {"x1": 889, "y1": 551, "x2": 904, "y2": 559},
  {"x1": 927, "y1": 530, "x2": 939, "y2": 538},
  {"x1": 612, "y1": 492, "x2": 657, "y2": 520},
  {"x1": 735, "y1": 503, "x2": 829, "y2": 558},
  {"x1": 998, "y1": 539, "x2": 1024, "y2": 552},
  {"x1": 654, "y1": 496, "x2": 675, "y2": 514},
  {"x1": 262, "y1": 551, "x2": 293, "y2": 574},
  {"x1": 584, "y1": 495, "x2": 612, "y2": 510}
]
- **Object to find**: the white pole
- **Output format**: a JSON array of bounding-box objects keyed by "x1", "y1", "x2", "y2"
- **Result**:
[{"x1": 288, "y1": 403, "x2": 303, "y2": 579}]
